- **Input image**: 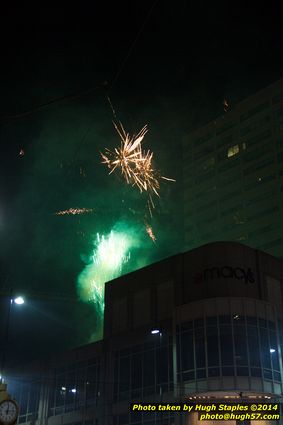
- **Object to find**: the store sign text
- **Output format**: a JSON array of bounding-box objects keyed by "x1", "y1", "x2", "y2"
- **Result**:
[{"x1": 194, "y1": 266, "x2": 255, "y2": 285}]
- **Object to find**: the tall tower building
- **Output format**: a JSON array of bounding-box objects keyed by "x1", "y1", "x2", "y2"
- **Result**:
[{"x1": 183, "y1": 78, "x2": 283, "y2": 259}]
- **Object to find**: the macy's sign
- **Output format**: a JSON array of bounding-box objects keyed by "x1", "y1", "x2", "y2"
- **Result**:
[{"x1": 194, "y1": 266, "x2": 255, "y2": 285}]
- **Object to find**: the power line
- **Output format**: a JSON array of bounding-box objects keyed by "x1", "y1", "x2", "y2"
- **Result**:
[
  {"x1": 0, "y1": 1, "x2": 159, "y2": 121},
  {"x1": 0, "y1": 84, "x2": 104, "y2": 121},
  {"x1": 107, "y1": 0, "x2": 160, "y2": 92}
]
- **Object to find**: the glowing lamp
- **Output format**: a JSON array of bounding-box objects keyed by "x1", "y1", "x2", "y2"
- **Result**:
[
  {"x1": 14, "y1": 297, "x2": 25, "y2": 305},
  {"x1": 151, "y1": 328, "x2": 161, "y2": 335}
]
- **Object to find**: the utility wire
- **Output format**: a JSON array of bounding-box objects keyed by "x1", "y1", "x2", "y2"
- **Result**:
[
  {"x1": 104, "y1": 0, "x2": 160, "y2": 135},
  {"x1": 107, "y1": 0, "x2": 160, "y2": 92},
  {"x1": 0, "y1": 84, "x2": 104, "y2": 121},
  {"x1": 0, "y1": 0, "x2": 159, "y2": 121}
]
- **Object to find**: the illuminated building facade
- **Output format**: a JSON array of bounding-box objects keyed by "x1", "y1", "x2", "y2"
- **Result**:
[
  {"x1": 7, "y1": 242, "x2": 283, "y2": 425},
  {"x1": 182, "y1": 78, "x2": 283, "y2": 259}
]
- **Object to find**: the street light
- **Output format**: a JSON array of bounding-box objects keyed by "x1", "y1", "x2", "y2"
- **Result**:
[
  {"x1": 151, "y1": 327, "x2": 162, "y2": 335},
  {"x1": 13, "y1": 296, "x2": 25, "y2": 305},
  {"x1": 150, "y1": 326, "x2": 163, "y2": 425}
]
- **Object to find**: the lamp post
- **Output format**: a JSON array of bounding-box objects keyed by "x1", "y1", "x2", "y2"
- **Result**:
[
  {"x1": 150, "y1": 327, "x2": 162, "y2": 343},
  {"x1": 150, "y1": 327, "x2": 163, "y2": 424},
  {"x1": 0, "y1": 291, "x2": 25, "y2": 383}
]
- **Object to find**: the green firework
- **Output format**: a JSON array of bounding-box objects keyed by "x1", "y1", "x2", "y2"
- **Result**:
[{"x1": 77, "y1": 226, "x2": 134, "y2": 339}]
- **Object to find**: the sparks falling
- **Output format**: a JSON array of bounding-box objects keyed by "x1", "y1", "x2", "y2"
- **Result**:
[
  {"x1": 101, "y1": 122, "x2": 175, "y2": 212},
  {"x1": 54, "y1": 208, "x2": 94, "y2": 216},
  {"x1": 145, "y1": 223, "x2": 156, "y2": 243}
]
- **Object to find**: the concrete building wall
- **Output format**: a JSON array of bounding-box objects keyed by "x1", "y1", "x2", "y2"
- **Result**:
[{"x1": 182, "y1": 78, "x2": 283, "y2": 260}]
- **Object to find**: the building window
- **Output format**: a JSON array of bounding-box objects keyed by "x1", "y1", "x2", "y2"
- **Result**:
[
  {"x1": 227, "y1": 144, "x2": 240, "y2": 158},
  {"x1": 176, "y1": 314, "x2": 281, "y2": 384},
  {"x1": 114, "y1": 338, "x2": 173, "y2": 402},
  {"x1": 240, "y1": 101, "x2": 269, "y2": 122},
  {"x1": 201, "y1": 156, "x2": 215, "y2": 171},
  {"x1": 47, "y1": 359, "x2": 100, "y2": 417},
  {"x1": 216, "y1": 122, "x2": 235, "y2": 135},
  {"x1": 194, "y1": 132, "x2": 214, "y2": 146},
  {"x1": 10, "y1": 380, "x2": 40, "y2": 424},
  {"x1": 245, "y1": 129, "x2": 272, "y2": 147},
  {"x1": 220, "y1": 326, "x2": 233, "y2": 365}
]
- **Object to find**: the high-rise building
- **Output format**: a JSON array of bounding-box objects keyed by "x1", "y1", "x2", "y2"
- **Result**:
[
  {"x1": 6, "y1": 242, "x2": 283, "y2": 425},
  {"x1": 182, "y1": 78, "x2": 283, "y2": 259}
]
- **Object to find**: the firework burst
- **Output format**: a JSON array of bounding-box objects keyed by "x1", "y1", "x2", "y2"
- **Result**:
[
  {"x1": 101, "y1": 122, "x2": 148, "y2": 186},
  {"x1": 101, "y1": 122, "x2": 175, "y2": 213}
]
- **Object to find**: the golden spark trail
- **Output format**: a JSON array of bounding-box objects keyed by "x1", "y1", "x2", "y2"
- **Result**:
[
  {"x1": 54, "y1": 208, "x2": 94, "y2": 216},
  {"x1": 145, "y1": 223, "x2": 156, "y2": 243}
]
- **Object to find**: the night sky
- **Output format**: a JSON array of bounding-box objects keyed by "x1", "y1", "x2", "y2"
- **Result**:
[{"x1": 1, "y1": 3, "x2": 283, "y2": 366}]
